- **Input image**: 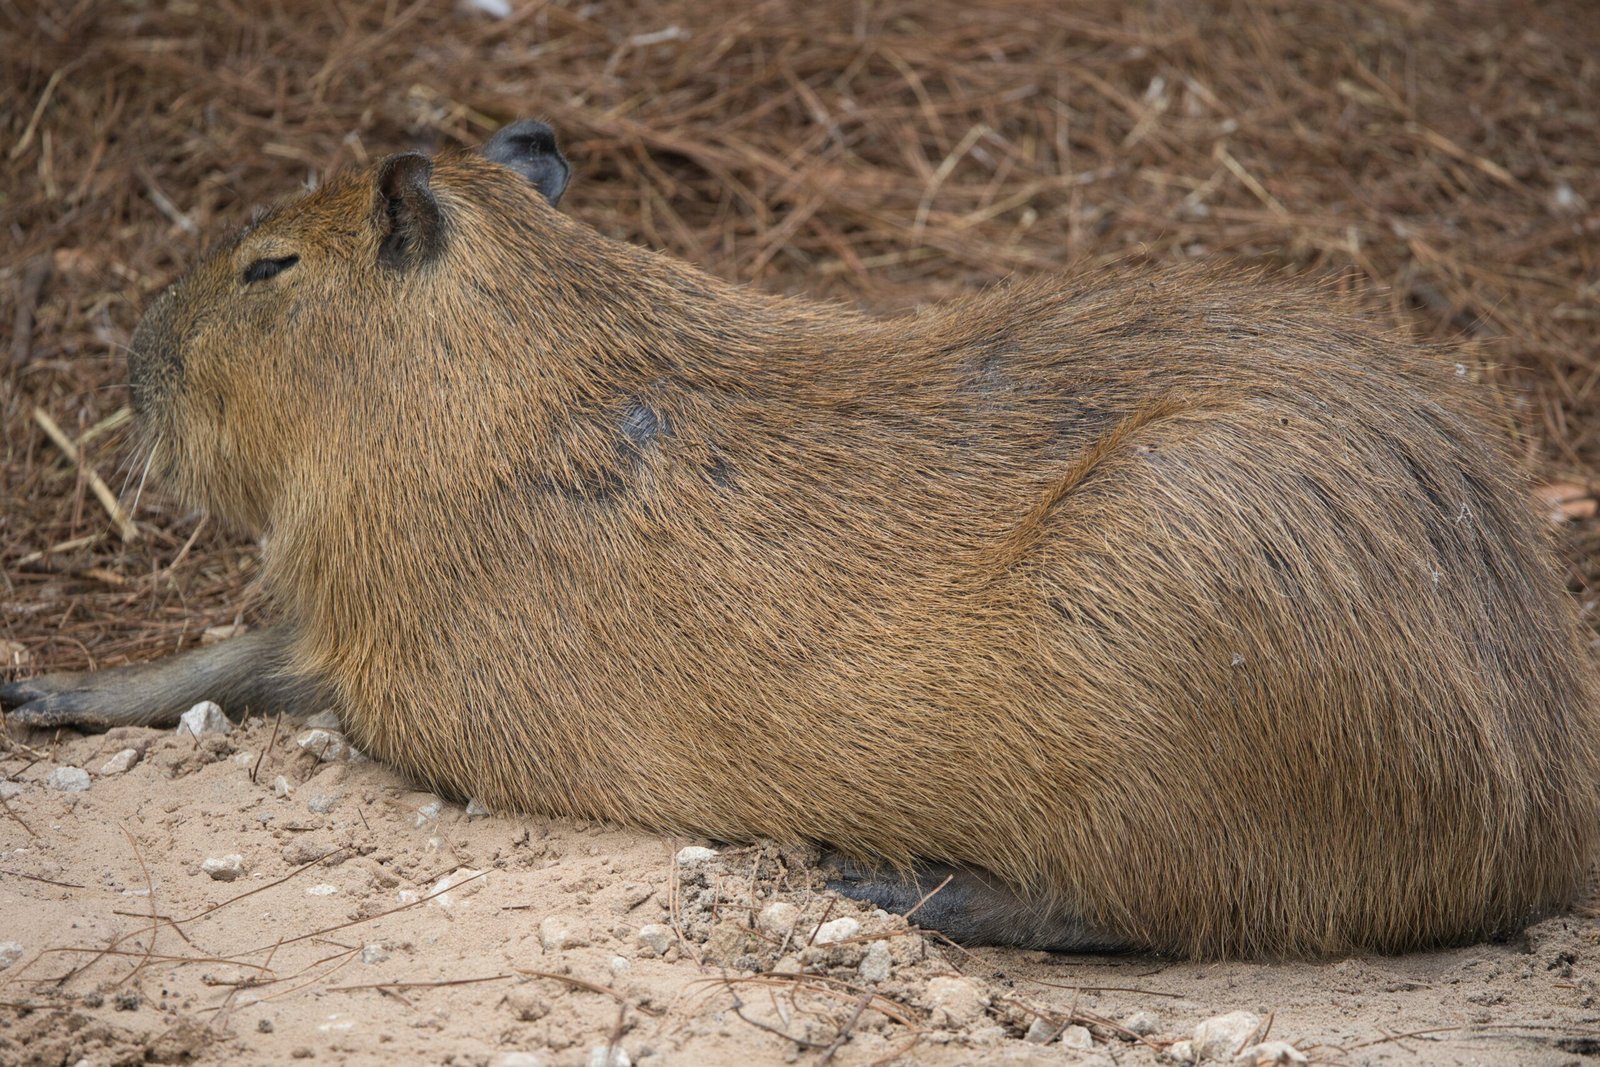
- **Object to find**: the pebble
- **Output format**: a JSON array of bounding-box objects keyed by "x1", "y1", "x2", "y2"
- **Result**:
[
  {"x1": 296, "y1": 728, "x2": 350, "y2": 762},
  {"x1": 1024, "y1": 1019, "x2": 1056, "y2": 1044},
  {"x1": 201, "y1": 854, "x2": 246, "y2": 881},
  {"x1": 493, "y1": 1055, "x2": 544, "y2": 1067},
  {"x1": 0, "y1": 781, "x2": 22, "y2": 800},
  {"x1": 1234, "y1": 1041, "x2": 1307, "y2": 1066},
  {"x1": 813, "y1": 916, "x2": 860, "y2": 945},
  {"x1": 675, "y1": 845, "x2": 717, "y2": 867},
  {"x1": 427, "y1": 868, "x2": 487, "y2": 909},
  {"x1": 1167, "y1": 1040, "x2": 1195, "y2": 1064},
  {"x1": 0, "y1": 942, "x2": 22, "y2": 969},
  {"x1": 465, "y1": 797, "x2": 491, "y2": 816},
  {"x1": 608, "y1": 955, "x2": 631, "y2": 975},
  {"x1": 414, "y1": 797, "x2": 445, "y2": 826},
  {"x1": 361, "y1": 943, "x2": 390, "y2": 965},
  {"x1": 1192, "y1": 1012, "x2": 1262, "y2": 1062},
  {"x1": 307, "y1": 793, "x2": 339, "y2": 814},
  {"x1": 925, "y1": 975, "x2": 987, "y2": 1028},
  {"x1": 1060, "y1": 1025, "x2": 1095, "y2": 1050},
  {"x1": 636, "y1": 923, "x2": 674, "y2": 956},
  {"x1": 306, "y1": 884, "x2": 339, "y2": 896},
  {"x1": 100, "y1": 749, "x2": 140, "y2": 775},
  {"x1": 46, "y1": 767, "x2": 91, "y2": 792},
  {"x1": 1123, "y1": 1010, "x2": 1161, "y2": 1036},
  {"x1": 176, "y1": 701, "x2": 231, "y2": 737},
  {"x1": 858, "y1": 940, "x2": 892, "y2": 983},
  {"x1": 586, "y1": 1046, "x2": 630, "y2": 1067},
  {"x1": 273, "y1": 776, "x2": 293, "y2": 799},
  {"x1": 756, "y1": 902, "x2": 799, "y2": 936},
  {"x1": 539, "y1": 915, "x2": 586, "y2": 950},
  {"x1": 463, "y1": 0, "x2": 513, "y2": 18}
]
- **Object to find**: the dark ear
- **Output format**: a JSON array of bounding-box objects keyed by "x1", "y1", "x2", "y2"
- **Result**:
[
  {"x1": 482, "y1": 120, "x2": 570, "y2": 207},
  {"x1": 375, "y1": 153, "x2": 444, "y2": 271}
]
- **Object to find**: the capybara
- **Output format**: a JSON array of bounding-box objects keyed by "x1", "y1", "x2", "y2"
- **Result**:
[{"x1": 6, "y1": 120, "x2": 1597, "y2": 959}]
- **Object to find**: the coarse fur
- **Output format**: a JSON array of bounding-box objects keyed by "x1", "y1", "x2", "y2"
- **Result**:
[{"x1": 8, "y1": 126, "x2": 1599, "y2": 959}]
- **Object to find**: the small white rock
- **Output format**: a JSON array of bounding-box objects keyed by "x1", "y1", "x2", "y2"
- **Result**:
[
  {"x1": 201, "y1": 854, "x2": 246, "y2": 881},
  {"x1": 756, "y1": 902, "x2": 799, "y2": 936},
  {"x1": 1167, "y1": 1040, "x2": 1195, "y2": 1064},
  {"x1": 539, "y1": 915, "x2": 585, "y2": 950},
  {"x1": 1234, "y1": 1041, "x2": 1308, "y2": 1066},
  {"x1": 1193, "y1": 1012, "x2": 1262, "y2": 1062},
  {"x1": 273, "y1": 776, "x2": 293, "y2": 798},
  {"x1": 636, "y1": 923, "x2": 674, "y2": 955},
  {"x1": 100, "y1": 749, "x2": 140, "y2": 775},
  {"x1": 925, "y1": 975, "x2": 987, "y2": 1028},
  {"x1": 463, "y1": 0, "x2": 512, "y2": 17},
  {"x1": 45, "y1": 767, "x2": 91, "y2": 792},
  {"x1": 307, "y1": 793, "x2": 339, "y2": 814},
  {"x1": 1060, "y1": 1024, "x2": 1095, "y2": 1050},
  {"x1": 1550, "y1": 182, "x2": 1585, "y2": 214},
  {"x1": 176, "y1": 700, "x2": 231, "y2": 737},
  {"x1": 675, "y1": 845, "x2": 717, "y2": 867},
  {"x1": 427, "y1": 868, "x2": 487, "y2": 909},
  {"x1": 302, "y1": 709, "x2": 342, "y2": 729},
  {"x1": 296, "y1": 728, "x2": 349, "y2": 762},
  {"x1": 1024, "y1": 1018, "x2": 1056, "y2": 1044},
  {"x1": 396, "y1": 889, "x2": 420, "y2": 905},
  {"x1": 0, "y1": 942, "x2": 22, "y2": 969},
  {"x1": 858, "y1": 939, "x2": 892, "y2": 983},
  {"x1": 493, "y1": 1055, "x2": 544, "y2": 1067},
  {"x1": 813, "y1": 916, "x2": 860, "y2": 945},
  {"x1": 360, "y1": 943, "x2": 390, "y2": 965},
  {"x1": 1123, "y1": 1010, "x2": 1161, "y2": 1036},
  {"x1": 608, "y1": 955, "x2": 631, "y2": 975},
  {"x1": 231, "y1": 751, "x2": 255, "y2": 767},
  {"x1": 414, "y1": 798, "x2": 445, "y2": 826},
  {"x1": 465, "y1": 797, "x2": 490, "y2": 816},
  {"x1": 586, "y1": 1046, "x2": 630, "y2": 1067},
  {"x1": 0, "y1": 781, "x2": 23, "y2": 800},
  {"x1": 306, "y1": 883, "x2": 339, "y2": 896}
]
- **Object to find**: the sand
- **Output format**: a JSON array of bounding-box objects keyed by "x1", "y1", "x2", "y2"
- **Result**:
[{"x1": 2, "y1": 713, "x2": 1595, "y2": 1066}]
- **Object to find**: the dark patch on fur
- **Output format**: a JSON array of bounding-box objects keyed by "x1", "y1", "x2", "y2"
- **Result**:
[
  {"x1": 620, "y1": 401, "x2": 669, "y2": 451},
  {"x1": 705, "y1": 452, "x2": 737, "y2": 489}
]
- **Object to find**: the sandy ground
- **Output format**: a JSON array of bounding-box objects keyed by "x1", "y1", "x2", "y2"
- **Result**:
[{"x1": 1, "y1": 711, "x2": 1597, "y2": 1066}]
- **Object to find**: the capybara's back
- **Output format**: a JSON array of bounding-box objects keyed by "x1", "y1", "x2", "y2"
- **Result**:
[
  {"x1": 18, "y1": 135, "x2": 1592, "y2": 959},
  {"x1": 878, "y1": 272, "x2": 1600, "y2": 957}
]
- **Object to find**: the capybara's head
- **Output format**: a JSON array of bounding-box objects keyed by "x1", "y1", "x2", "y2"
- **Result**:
[{"x1": 128, "y1": 121, "x2": 573, "y2": 533}]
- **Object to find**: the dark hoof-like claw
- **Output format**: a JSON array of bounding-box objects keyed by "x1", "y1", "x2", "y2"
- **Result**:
[
  {"x1": 824, "y1": 852, "x2": 1127, "y2": 953},
  {"x1": 2, "y1": 674, "x2": 121, "y2": 732}
]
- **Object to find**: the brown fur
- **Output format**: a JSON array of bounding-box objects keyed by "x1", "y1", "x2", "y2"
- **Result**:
[{"x1": 53, "y1": 142, "x2": 1600, "y2": 957}]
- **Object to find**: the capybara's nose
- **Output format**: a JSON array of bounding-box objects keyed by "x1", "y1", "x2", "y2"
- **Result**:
[{"x1": 128, "y1": 285, "x2": 182, "y2": 415}]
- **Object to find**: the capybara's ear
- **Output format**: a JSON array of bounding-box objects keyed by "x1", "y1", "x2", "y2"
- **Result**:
[
  {"x1": 374, "y1": 152, "x2": 444, "y2": 272},
  {"x1": 482, "y1": 120, "x2": 571, "y2": 208}
]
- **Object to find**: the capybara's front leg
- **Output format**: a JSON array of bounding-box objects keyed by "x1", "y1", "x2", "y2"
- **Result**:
[{"x1": 1, "y1": 626, "x2": 331, "y2": 730}]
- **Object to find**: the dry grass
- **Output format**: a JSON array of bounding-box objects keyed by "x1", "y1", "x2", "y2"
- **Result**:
[{"x1": 4, "y1": 0, "x2": 1598, "y2": 677}]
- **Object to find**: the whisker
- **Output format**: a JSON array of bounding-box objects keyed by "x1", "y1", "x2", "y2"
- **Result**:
[{"x1": 129, "y1": 443, "x2": 158, "y2": 521}]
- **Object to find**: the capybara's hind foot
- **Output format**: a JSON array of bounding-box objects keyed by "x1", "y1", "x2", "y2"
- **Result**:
[{"x1": 825, "y1": 855, "x2": 1126, "y2": 952}]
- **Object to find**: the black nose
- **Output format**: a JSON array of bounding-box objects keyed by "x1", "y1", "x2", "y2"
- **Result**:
[{"x1": 128, "y1": 287, "x2": 182, "y2": 415}]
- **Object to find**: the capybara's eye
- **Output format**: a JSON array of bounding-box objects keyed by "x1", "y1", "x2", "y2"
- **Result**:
[{"x1": 242, "y1": 254, "x2": 300, "y2": 285}]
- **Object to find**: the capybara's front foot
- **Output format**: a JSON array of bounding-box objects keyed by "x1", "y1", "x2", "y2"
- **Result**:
[
  {"x1": 825, "y1": 854, "x2": 1127, "y2": 952},
  {"x1": 1, "y1": 671, "x2": 150, "y2": 731},
  {"x1": 2, "y1": 627, "x2": 331, "y2": 732}
]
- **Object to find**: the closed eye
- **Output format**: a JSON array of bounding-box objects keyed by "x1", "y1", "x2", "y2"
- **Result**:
[{"x1": 243, "y1": 254, "x2": 300, "y2": 284}]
